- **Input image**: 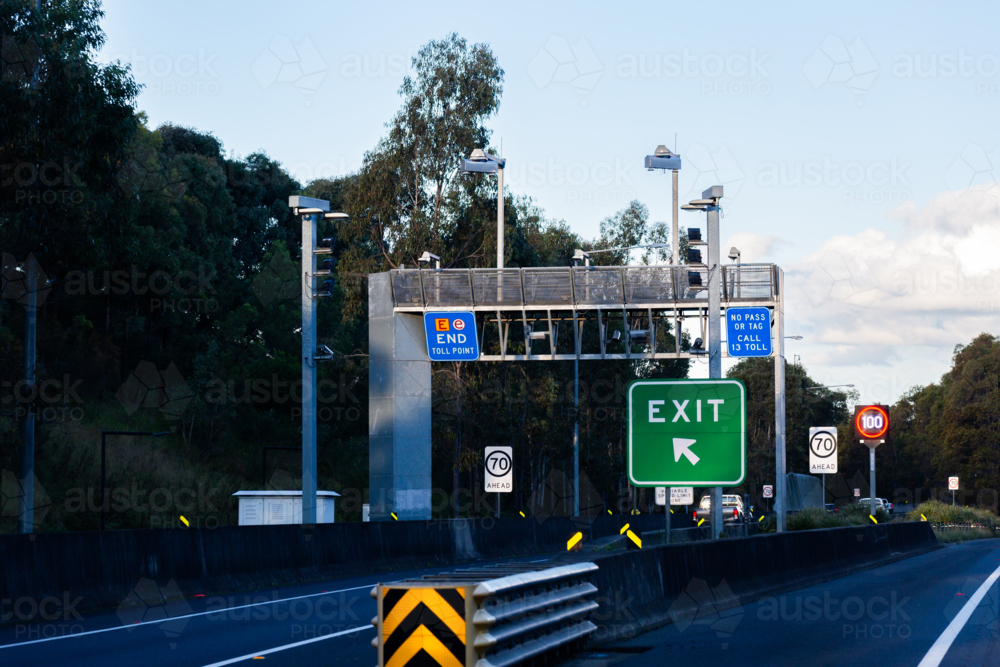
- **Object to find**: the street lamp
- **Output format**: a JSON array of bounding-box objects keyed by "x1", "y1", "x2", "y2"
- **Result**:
[
  {"x1": 682, "y1": 186, "x2": 726, "y2": 533},
  {"x1": 101, "y1": 430, "x2": 169, "y2": 530},
  {"x1": 460, "y1": 149, "x2": 506, "y2": 269},
  {"x1": 805, "y1": 384, "x2": 855, "y2": 391},
  {"x1": 289, "y1": 195, "x2": 349, "y2": 524},
  {"x1": 786, "y1": 335, "x2": 803, "y2": 340},
  {"x1": 645, "y1": 145, "x2": 682, "y2": 265}
]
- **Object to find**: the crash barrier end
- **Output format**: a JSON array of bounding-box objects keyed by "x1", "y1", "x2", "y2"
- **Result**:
[{"x1": 372, "y1": 562, "x2": 598, "y2": 666}]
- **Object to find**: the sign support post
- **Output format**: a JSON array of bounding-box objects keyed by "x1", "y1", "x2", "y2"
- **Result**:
[
  {"x1": 870, "y1": 448, "x2": 876, "y2": 515},
  {"x1": 706, "y1": 188, "x2": 723, "y2": 536},
  {"x1": 774, "y1": 270, "x2": 786, "y2": 532},
  {"x1": 855, "y1": 405, "x2": 889, "y2": 519}
]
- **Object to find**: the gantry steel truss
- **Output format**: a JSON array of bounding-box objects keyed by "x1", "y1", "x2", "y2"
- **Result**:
[{"x1": 389, "y1": 263, "x2": 782, "y2": 361}]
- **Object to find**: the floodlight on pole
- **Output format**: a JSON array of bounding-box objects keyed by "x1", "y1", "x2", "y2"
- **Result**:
[
  {"x1": 644, "y1": 144, "x2": 682, "y2": 265},
  {"x1": 460, "y1": 149, "x2": 506, "y2": 269},
  {"x1": 728, "y1": 247, "x2": 741, "y2": 262},
  {"x1": 418, "y1": 251, "x2": 441, "y2": 270}
]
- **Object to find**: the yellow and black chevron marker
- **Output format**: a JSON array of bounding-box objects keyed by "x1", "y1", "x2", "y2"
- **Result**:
[{"x1": 380, "y1": 586, "x2": 467, "y2": 667}]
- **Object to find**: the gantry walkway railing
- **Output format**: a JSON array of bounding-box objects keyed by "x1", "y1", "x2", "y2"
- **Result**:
[
  {"x1": 389, "y1": 263, "x2": 778, "y2": 311},
  {"x1": 386, "y1": 263, "x2": 782, "y2": 361}
]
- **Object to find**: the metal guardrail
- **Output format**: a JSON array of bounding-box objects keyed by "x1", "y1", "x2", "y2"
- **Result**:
[
  {"x1": 931, "y1": 522, "x2": 999, "y2": 534},
  {"x1": 370, "y1": 562, "x2": 599, "y2": 667},
  {"x1": 390, "y1": 264, "x2": 778, "y2": 310}
]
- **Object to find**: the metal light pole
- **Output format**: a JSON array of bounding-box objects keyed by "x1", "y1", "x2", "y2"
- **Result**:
[
  {"x1": 705, "y1": 188, "x2": 724, "y2": 536},
  {"x1": 460, "y1": 149, "x2": 506, "y2": 269},
  {"x1": 572, "y1": 242, "x2": 666, "y2": 518},
  {"x1": 19, "y1": 257, "x2": 36, "y2": 534},
  {"x1": 101, "y1": 430, "x2": 169, "y2": 530},
  {"x1": 774, "y1": 270, "x2": 787, "y2": 532},
  {"x1": 289, "y1": 196, "x2": 331, "y2": 524},
  {"x1": 682, "y1": 187, "x2": 724, "y2": 535},
  {"x1": 644, "y1": 146, "x2": 682, "y2": 265}
]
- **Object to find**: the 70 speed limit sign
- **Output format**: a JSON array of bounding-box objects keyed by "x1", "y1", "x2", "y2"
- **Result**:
[
  {"x1": 808, "y1": 427, "x2": 838, "y2": 474},
  {"x1": 485, "y1": 446, "x2": 513, "y2": 493}
]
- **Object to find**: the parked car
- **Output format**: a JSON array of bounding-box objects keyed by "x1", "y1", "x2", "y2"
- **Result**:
[
  {"x1": 858, "y1": 497, "x2": 890, "y2": 513},
  {"x1": 879, "y1": 498, "x2": 894, "y2": 514},
  {"x1": 693, "y1": 494, "x2": 750, "y2": 524},
  {"x1": 824, "y1": 503, "x2": 839, "y2": 513}
]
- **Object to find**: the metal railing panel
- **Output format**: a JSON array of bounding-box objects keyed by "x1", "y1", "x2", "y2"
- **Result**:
[
  {"x1": 623, "y1": 266, "x2": 675, "y2": 303},
  {"x1": 472, "y1": 270, "x2": 524, "y2": 306},
  {"x1": 572, "y1": 267, "x2": 625, "y2": 306},
  {"x1": 723, "y1": 263, "x2": 777, "y2": 301},
  {"x1": 391, "y1": 269, "x2": 426, "y2": 307},
  {"x1": 421, "y1": 271, "x2": 476, "y2": 308},
  {"x1": 521, "y1": 268, "x2": 574, "y2": 306}
]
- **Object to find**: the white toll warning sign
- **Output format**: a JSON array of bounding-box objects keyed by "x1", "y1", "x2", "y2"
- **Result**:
[
  {"x1": 485, "y1": 446, "x2": 513, "y2": 493},
  {"x1": 808, "y1": 427, "x2": 838, "y2": 474}
]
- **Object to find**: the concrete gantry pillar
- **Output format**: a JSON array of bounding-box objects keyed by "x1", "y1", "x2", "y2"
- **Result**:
[{"x1": 368, "y1": 273, "x2": 432, "y2": 520}]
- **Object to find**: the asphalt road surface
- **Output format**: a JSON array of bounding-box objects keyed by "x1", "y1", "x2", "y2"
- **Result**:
[
  {"x1": 4, "y1": 540, "x2": 997, "y2": 667},
  {"x1": 0, "y1": 553, "x2": 557, "y2": 667},
  {"x1": 566, "y1": 538, "x2": 1000, "y2": 667}
]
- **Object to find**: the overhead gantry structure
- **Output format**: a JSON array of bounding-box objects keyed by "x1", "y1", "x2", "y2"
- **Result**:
[{"x1": 368, "y1": 262, "x2": 784, "y2": 521}]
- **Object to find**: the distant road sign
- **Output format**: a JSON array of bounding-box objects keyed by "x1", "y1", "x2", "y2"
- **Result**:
[
  {"x1": 726, "y1": 307, "x2": 772, "y2": 358},
  {"x1": 948, "y1": 477, "x2": 959, "y2": 491},
  {"x1": 423, "y1": 311, "x2": 479, "y2": 361},
  {"x1": 628, "y1": 379, "x2": 746, "y2": 486},
  {"x1": 485, "y1": 446, "x2": 512, "y2": 492},
  {"x1": 854, "y1": 488, "x2": 861, "y2": 497},
  {"x1": 671, "y1": 487, "x2": 694, "y2": 506},
  {"x1": 855, "y1": 405, "x2": 889, "y2": 442},
  {"x1": 808, "y1": 427, "x2": 838, "y2": 474},
  {"x1": 762, "y1": 485, "x2": 773, "y2": 499}
]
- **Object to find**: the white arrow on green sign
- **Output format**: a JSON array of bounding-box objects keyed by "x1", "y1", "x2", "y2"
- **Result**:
[{"x1": 628, "y1": 379, "x2": 746, "y2": 486}]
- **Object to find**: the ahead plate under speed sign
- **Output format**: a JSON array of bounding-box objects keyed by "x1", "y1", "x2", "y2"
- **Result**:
[
  {"x1": 808, "y1": 427, "x2": 838, "y2": 474},
  {"x1": 485, "y1": 446, "x2": 513, "y2": 493}
]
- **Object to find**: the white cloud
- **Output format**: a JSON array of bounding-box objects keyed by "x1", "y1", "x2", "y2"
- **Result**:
[{"x1": 784, "y1": 185, "x2": 1000, "y2": 401}]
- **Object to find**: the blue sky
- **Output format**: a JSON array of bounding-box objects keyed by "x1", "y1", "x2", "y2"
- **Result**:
[{"x1": 98, "y1": 0, "x2": 1000, "y2": 403}]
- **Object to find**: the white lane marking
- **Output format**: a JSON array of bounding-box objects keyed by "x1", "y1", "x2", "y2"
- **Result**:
[
  {"x1": 0, "y1": 583, "x2": 376, "y2": 650},
  {"x1": 201, "y1": 625, "x2": 375, "y2": 667},
  {"x1": 917, "y1": 561, "x2": 1000, "y2": 667},
  {"x1": 529, "y1": 558, "x2": 550, "y2": 563}
]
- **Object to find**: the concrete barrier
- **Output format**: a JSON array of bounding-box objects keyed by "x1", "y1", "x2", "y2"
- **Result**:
[
  {"x1": 0, "y1": 513, "x2": 662, "y2": 620},
  {"x1": 579, "y1": 520, "x2": 940, "y2": 644}
]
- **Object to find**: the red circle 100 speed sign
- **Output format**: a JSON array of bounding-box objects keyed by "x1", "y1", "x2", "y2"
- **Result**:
[{"x1": 855, "y1": 405, "x2": 889, "y2": 439}]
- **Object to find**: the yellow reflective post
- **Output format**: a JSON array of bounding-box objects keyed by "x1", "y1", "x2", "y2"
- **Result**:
[
  {"x1": 626, "y1": 530, "x2": 642, "y2": 549},
  {"x1": 567, "y1": 532, "x2": 583, "y2": 551},
  {"x1": 619, "y1": 523, "x2": 630, "y2": 535}
]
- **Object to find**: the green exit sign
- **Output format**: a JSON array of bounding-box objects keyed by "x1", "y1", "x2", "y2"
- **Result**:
[{"x1": 628, "y1": 379, "x2": 746, "y2": 487}]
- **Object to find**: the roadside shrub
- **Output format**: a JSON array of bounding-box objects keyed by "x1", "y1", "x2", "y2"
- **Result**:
[{"x1": 907, "y1": 500, "x2": 999, "y2": 528}]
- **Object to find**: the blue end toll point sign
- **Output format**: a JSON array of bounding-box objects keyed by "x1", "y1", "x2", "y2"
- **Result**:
[
  {"x1": 423, "y1": 311, "x2": 480, "y2": 361},
  {"x1": 726, "y1": 307, "x2": 772, "y2": 358}
]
